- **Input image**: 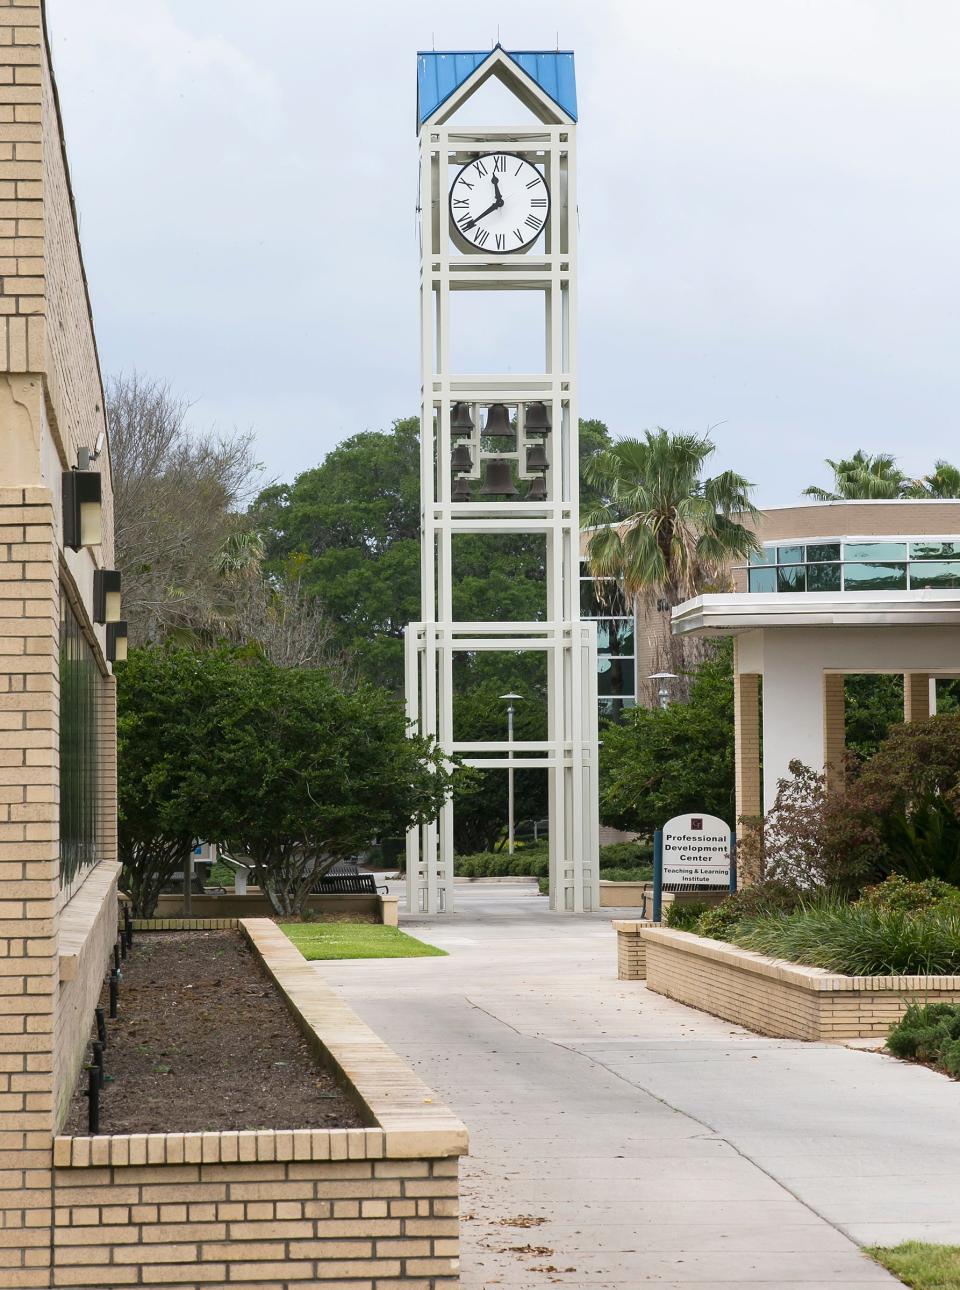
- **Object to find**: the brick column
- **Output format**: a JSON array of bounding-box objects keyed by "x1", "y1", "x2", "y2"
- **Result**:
[
  {"x1": 823, "y1": 673, "x2": 845, "y2": 791},
  {"x1": 904, "y1": 672, "x2": 931, "y2": 722},
  {"x1": 0, "y1": 486, "x2": 60, "y2": 1287},
  {"x1": 733, "y1": 657, "x2": 762, "y2": 885}
]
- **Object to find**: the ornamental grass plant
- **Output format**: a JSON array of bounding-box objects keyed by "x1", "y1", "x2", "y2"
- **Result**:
[{"x1": 730, "y1": 897, "x2": 960, "y2": 977}]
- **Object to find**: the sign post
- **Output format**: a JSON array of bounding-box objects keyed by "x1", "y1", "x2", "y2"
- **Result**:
[{"x1": 653, "y1": 812, "x2": 735, "y2": 922}]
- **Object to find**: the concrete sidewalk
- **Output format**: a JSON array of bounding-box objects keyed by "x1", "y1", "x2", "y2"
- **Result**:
[{"x1": 314, "y1": 884, "x2": 960, "y2": 1287}]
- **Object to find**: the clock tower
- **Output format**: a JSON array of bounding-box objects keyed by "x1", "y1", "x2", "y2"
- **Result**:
[{"x1": 407, "y1": 47, "x2": 600, "y2": 914}]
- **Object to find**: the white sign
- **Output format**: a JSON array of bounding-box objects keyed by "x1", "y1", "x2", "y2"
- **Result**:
[{"x1": 662, "y1": 813, "x2": 732, "y2": 889}]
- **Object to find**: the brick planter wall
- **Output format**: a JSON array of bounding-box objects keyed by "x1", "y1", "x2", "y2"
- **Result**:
[
  {"x1": 51, "y1": 919, "x2": 468, "y2": 1288},
  {"x1": 639, "y1": 926, "x2": 960, "y2": 1040}
]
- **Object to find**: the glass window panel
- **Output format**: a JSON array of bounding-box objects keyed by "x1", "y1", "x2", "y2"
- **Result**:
[
  {"x1": 580, "y1": 578, "x2": 628, "y2": 618},
  {"x1": 749, "y1": 547, "x2": 776, "y2": 566},
  {"x1": 910, "y1": 541, "x2": 960, "y2": 561},
  {"x1": 748, "y1": 567, "x2": 776, "y2": 593},
  {"x1": 59, "y1": 588, "x2": 98, "y2": 888},
  {"x1": 597, "y1": 657, "x2": 635, "y2": 697},
  {"x1": 908, "y1": 561, "x2": 960, "y2": 590},
  {"x1": 777, "y1": 545, "x2": 804, "y2": 565},
  {"x1": 842, "y1": 562, "x2": 907, "y2": 591},
  {"x1": 844, "y1": 541, "x2": 907, "y2": 561},
  {"x1": 806, "y1": 543, "x2": 841, "y2": 562},
  {"x1": 599, "y1": 696, "x2": 636, "y2": 722},
  {"x1": 806, "y1": 563, "x2": 842, "y2": 591},
  {"x1": 777, "y1": 564, "x2": 806, "y2": 592},
  {"x1": 595, "y1": 617, "x2": 635, "y2": 655}
]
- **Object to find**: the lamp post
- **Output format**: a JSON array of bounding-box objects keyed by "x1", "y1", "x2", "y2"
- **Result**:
[
  {"x1": 499, "y1": 693, "x2": 523, "y2": 854},
  {"x1": 648, "y1": 672, "x2": 679, "y2": 711}
]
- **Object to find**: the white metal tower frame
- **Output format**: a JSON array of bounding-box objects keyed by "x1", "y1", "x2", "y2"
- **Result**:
[{"x1": 406, "y1": 51, "x2": 600, "y2": 914}]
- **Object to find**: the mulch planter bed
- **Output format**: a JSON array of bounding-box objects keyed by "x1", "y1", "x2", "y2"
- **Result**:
[{"x1": 63, "y1": 929, "x2": 363, "y2": 1135}]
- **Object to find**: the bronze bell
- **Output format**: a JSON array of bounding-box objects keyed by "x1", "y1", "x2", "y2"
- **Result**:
[
  {"x1": 526, "y1": 473, "x2": 548, "y2": 501},
  {"x1": 451, "y1": 474, "x2": 472, "y2": 502},
  {"x1": 479, "y1": 458, "x2": 519, "y2": 499},
  {"x1": 450, "y1": 443, "x2": 473, "y2": 471},
  {"x1": 523, "y1": 401, "x2": 551, "y2": 435},
  {"x1": 525, "y1": 443, "x2": 549, "y2": 472},
  {"x1": 451, "y1": 403, "x2": 474, "y2": 436},
  {"x1": 483, "y1": 403, "x2": 515, "y2": 443}
]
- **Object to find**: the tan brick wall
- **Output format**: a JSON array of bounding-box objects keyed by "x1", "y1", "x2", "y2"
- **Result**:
[
  {"x1": 51, "y1": 1143, "x2": 459, "y2": 1289},
  {"x1": 904, "y1": 671, "x2": 931, "y2": 722},
  {"x1": 0, "y1": 484, "x2": 60, "y2": 1286},
  {"x1": 823, "y1": 672, "x2": 845, "y2": 791},
  {"x1": 0, "y1": 5, "x2": 118, "y2": 1282},
  {"x1": 614, "y1": 920, "x2": 654, "y2": 979},
  {"x1": 642, "y1": 927, "x2": 960, "y2": 1040}
]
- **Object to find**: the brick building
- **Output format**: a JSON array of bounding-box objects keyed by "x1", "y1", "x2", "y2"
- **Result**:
[{"x1": 0, "y1": 3, "x2": 120, "y2": 1283}]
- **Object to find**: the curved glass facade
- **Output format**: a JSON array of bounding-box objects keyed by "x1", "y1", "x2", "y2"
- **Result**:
[{"x1": 748, "y1": 538, "x2": 960, "y2": 593}]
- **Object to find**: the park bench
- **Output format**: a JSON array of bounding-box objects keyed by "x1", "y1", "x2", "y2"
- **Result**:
[{"x1": 313, "y1": 871, "x2": 389, "y2": 896}]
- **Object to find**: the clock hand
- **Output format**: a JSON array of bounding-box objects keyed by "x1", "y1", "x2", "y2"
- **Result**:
[{"x1": 461, "y1": 194, "x2": 504, "y2": 230}]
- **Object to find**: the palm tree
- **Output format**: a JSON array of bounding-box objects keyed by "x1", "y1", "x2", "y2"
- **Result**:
[
  {"x1": 803, "y1": 450, "x2": 908, "y2": 501},
  {"x1": 583, "y1": 429, "x2": 761, "y2": 606},
  {"x1": 905, "y1": 460, "x2": 960, "y2": 499}
]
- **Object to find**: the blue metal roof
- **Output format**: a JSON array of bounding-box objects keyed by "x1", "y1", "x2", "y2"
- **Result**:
[{"x1": 416, "y1": 46, "x2": 577, "y2": 129}]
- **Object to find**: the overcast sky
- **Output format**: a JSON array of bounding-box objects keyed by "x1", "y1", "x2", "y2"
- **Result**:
[{"x1": 46, "y1": 1, "x2": 960, "y2": 506}]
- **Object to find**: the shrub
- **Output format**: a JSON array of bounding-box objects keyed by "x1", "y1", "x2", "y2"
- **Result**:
[
  {"x1": 454, "y1": 849, "x2": 549, "y2": 878},
  {"x1": 731, "y1": 899, "x2": 960, "y2": 976},
  {"x1": 887, "y1": 1002, "x2": 960, "y2": 1077},
  {"x1": 600, "y1": 867, "x2": 653, "y2": 883},
  {"x1": 599, "y1": 842, "x2": 652, "y2": 870},
  {"x1": 666, "y1": 901, "x2": 711, "y2": 930},
  {"x1": 857, "y1": 874, "x2": 960, "y2": 915},
  {"x1": 694, "y1": 881, "x2": 802, "y2": 942}
]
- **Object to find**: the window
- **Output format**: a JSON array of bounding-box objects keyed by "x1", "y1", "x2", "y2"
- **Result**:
[
  {"x1": 807, "y1": 563, "x2": 842, "y2": 591},
  {"x1": 844, "y1": 541, "x2": 907, "y2": 562},
  {"x1": 777, "y1": 565, "x2": 806, "y2": 592},
  {"x1": 746, "y1": 536, "x2": 960, "y2": 595},
  {"x1": 910, "y1": 541, "x2": 960, "y2": 561},
  {"x1": 842, "y1": 562, "x2": 907, "y2": 591},
  {"x1": 581, "y1": 561, "x2": 635, "y2": 716},
  {"x1": 908, "y1": 562, "x2": 960, "y2": 590},
  {"x1": 807, "y1": 543, "x2": 841, "y2": 562},
  {"x1": 777, "y1": 545, "x2": 804, "y2": 565},
  {"x1": 59, "y1": 589, "x2": 98, "y2": 888}
]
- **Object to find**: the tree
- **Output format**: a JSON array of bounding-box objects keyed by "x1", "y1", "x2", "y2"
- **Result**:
[
  {"x1": 450, "y1": 679, "x2": 549, "y2": 852},
  {"x1": 597, "y1": 639, "x2": 735, "y2": 836},
  {"x1": 254, "y1": 414, "x2": 614, "y2": 691},
  {"x1": 117, "y1": 647, "x2": 456, "y2": 917},
  {"x1": 583, "y1": 429, "x2": 758, "y2": 694},
  {"x1": 584, "y1": 431, "x2": 759, "y2": 604},
  {"x1": 107, "y1": 372, "x2": 261, "y2": 644},
  {"x1": 116, "y1": 647, "x2": 214, "y2": 916},
  {"x1": 803, "y1": 450, "x2": 908, "y2": 500},
  {"x1": 194, "y1": 657, "x2": 456, "y2": 915},
  {"x1": 905, "y1": 459, "x2": 960, "y2": 499},
  {"x1": 804, "y1": 450, "x2": 960, "y2": 501}
]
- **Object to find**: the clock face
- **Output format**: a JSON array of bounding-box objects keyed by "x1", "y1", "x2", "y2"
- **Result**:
[{"x1": 449, "y1": 152, "x2": 550, "y2": 254}]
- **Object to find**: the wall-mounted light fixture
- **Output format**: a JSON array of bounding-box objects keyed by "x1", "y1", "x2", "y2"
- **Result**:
[
  {"x1": 62, "y1": 461, "x2": 102, "y2": 551},
  {"x1": 106, "y1": 621, "x2": 128, "y2": 664},
  {"x1": 93, "y1": 569, "x2": 122, "y2": 624}
]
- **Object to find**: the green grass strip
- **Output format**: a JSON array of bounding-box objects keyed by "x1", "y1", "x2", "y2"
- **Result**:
[
  {"x1": 868, "y1": 1242, "x2": 960, "y2": 1288},
  {"x1": 279, "y1": 922, "x2": 446, "y2": 961}
]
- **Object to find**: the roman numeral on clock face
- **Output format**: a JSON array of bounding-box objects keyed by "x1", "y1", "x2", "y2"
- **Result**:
[
  {"x1": 525, "y1": 214, "x2": 543, "y2": 231},
  {"x1": 530, "y1": 198, "x2": 547, "y2": 207},
  {"x1": 526, "y1": 178, "x2": 541, "y2": 189},
  {"x1": 473, "y1": 157, "x2": 488, "y2": 176},
  {"x1": 492, "y1": 155, "x2": 508, "y2": 172},
  {"x1": 494, "y1": 232, "x2": 505, "y2": 250},
  {"x1": 473, "y1": 227, "x2": 489, "y2": 247},
  {"x1": 452, "y1": 198, "x2": 468, "y2": 208}
]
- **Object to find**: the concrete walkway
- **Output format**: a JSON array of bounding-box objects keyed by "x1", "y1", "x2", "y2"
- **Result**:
[{"x1": 315, "y1": 883, "x2": 960, "y2": 1287}]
